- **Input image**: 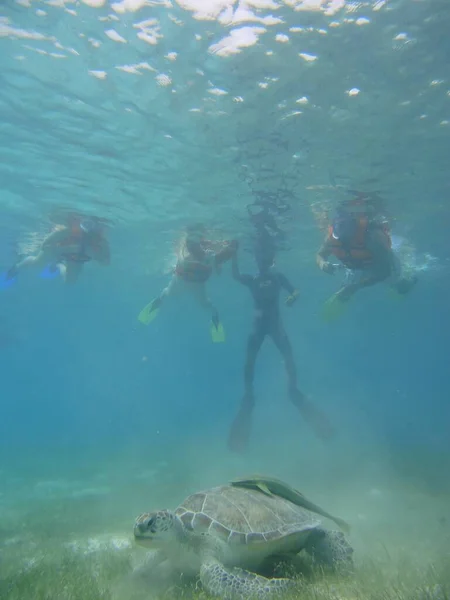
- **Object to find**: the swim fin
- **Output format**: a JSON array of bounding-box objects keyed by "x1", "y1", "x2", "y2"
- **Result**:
[
  {"x1": 228, "y1": 403, "x2": 252, "y2": 453},
  {"x1": 210, "y1": 321, "x2": 225, "y2": 343},
  {"x1": 40, "y1": 264, "x2": 60, "y2": 280},
  {"x1": 321, "y1": 293, "x2": 349, "y2": 323},
  {"x1": 138, "y1": 300, "x2": 160, "y2": 325},
  {"x1": 0, "y1": 271, "x2": 17, "y2": 290}
]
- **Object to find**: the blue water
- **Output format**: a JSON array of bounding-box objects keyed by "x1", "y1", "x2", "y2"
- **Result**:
[{"x1": 1, "y1": 1, "x2": 450, "y2": 598}]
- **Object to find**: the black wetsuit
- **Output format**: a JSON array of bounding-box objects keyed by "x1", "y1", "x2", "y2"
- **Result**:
[
  {"x1": 233, "y1": 268, "x2": 301, "y2": 401},
  {"x1": 228, "y1": 255, "x2": 334, "y2": 452}
]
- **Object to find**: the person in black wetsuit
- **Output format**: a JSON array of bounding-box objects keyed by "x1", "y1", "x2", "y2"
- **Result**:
[{"x1": 228, "y1": 241, "x2": 334, "y2": 453}]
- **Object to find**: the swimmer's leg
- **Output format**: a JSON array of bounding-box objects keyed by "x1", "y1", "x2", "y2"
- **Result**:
[
  {"x1": 7, "y1": 250, "x2": 52, "y2": 279},
  {"x1": 191, "y1": 283, "x2": 224, "y2": 341},
  {"x1": 388, "y1": 253, "x2": 418, "y2": 295},
  {"x1": 271, "y1": 323, "x2": 335, "y2": 441},
  {"x1": 137, "y1": 276, "x2": 183, "y2": 325},
  {"x1": 63, "y1": 262, "x2": 83, "y2": 285},
  {"x1": 228, "y1": 326, "x2": 265, "y2": 453}
]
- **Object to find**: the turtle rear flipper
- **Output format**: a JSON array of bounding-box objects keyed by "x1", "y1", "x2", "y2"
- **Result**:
[
  {"x1": 200, "y1": 560, "x2": 293, "y2": 599},
  {"x1": 305, "y1": 529, "x2": 354, "y2": 574}
]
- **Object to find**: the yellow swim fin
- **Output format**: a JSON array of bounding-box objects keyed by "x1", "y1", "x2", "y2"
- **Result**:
[
  {"x1": 211, "y1": 321, "x2": 225, "y2": 343},
  {"x1": 321, "y1": 293, "x2": 348, "y2": 323},
  {"x1": 138, "y1": 301, "x2": 160, "y2": 325}
]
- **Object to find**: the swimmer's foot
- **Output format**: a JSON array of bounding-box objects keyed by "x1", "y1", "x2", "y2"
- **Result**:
[
  {"x1": 228, "y1": 393, "x2": 254, "y2": 453},
  {"x1": 290, "y1": 390, "x2": 335, "y2": 441}
]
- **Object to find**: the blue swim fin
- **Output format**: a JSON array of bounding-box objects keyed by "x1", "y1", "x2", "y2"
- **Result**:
[
  {"x1": 0, "y1": 271, "x2": 17, "y2": 290},
  {"x1": 40, "y1": 264, "x2": 60, "y2": 280}
]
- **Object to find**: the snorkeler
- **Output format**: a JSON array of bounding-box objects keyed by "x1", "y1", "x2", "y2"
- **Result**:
[
  {"x1": 228, "y1": 240, "x2": 334, "y2": 453},
  {"x1": 317, "y1": 197, "x2": 417, "y2": 320},
  {"x1": 137, "y1": 225, "x2": 237, "y2": 343},
  {"x1": 2, "y1": 214, "x2": 110, "y2": 286}
]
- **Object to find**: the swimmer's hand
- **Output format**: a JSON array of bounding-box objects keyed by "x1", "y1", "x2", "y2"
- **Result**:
[
  {"x1": 285, "y1": 289, "x2": 299, "y2": 307},
  {"x1": 215, "y1": 239, "x2": 239, "y2": 274},
  {"x1": 321, "y1": 261, "x2": 336, "y2": 275}
]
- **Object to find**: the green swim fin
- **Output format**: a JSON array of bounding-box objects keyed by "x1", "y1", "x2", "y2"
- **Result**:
[
  {"x1": 321, "y1": 293, "x2": 349, "y2": 323},
  {"x1": 138, "y1": 301, "x2": 160, "y2": 325},
  {"x1": 211, "y1": 321, "x2": 225, "y2": 343}
]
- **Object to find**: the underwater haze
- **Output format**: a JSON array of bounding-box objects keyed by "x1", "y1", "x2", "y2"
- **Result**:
[{"x1": 1, "y1": 0, "x2": 450, "y2": 599}]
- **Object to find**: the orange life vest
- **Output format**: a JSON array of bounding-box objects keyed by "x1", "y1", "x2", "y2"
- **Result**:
[
  {"x1": 327, "y1": 215, "x2": 391, "y2": 269},
  {"x1": 175, "y1": 255, "x2": 213, "y2": 283},
  {"x1": 174, "y1": 239, "x2": 235, "y2": 283}
]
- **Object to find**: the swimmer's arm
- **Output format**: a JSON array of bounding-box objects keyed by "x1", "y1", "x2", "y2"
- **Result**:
[
  {"x1": 231, "y1": 253, "x2": 252, "y2": 286},
  {"x1": 11, "y1": 231, "x2": 63, "y2": 274},
  {"x1": 41, "y1": 228, "x2": 68, "y2": 249},
  {"x1": 279, "y1": 274, "x2": 299, "y2": 306},
  {"x1": 316, "y1": 239, "x2": 332, "y2": 271},
  {"x1": 214, "y1": 240, "x2": 238, "y2": 270},
  {"x1": 279, "y1": 273, "x2": 296, "y2": 295}
]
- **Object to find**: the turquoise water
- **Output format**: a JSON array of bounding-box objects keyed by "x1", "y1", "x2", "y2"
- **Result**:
[{"x1": 1, "y1": 1, "x2": 450, "y2": 599}]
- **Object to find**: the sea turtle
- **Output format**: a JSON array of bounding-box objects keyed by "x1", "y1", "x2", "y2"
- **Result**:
[
  {"x1": 230, "y1": 475, "x2": 350, "y2": 534},
  {"x1": 133, "y1": 476, "x2": 353, "y2": 599}
]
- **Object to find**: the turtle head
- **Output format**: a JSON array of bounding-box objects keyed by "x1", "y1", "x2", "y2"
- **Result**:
[{"x1": 134, "y1": 510, "x2": 184, "y2": 548}]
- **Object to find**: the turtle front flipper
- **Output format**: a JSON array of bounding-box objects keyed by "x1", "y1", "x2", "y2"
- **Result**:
[
  {"x1": 132, "y1": 549, "x2": 170, "y2": 582},
  {"x1": 200, "y1": 560, "x2": 293, "y2": 599},
  {"x1": 128, "y1": 551, "x2": 179, "y2": 597},
  {"x1": 305, "y1": 529, "x2": 354, "y2": 574}
]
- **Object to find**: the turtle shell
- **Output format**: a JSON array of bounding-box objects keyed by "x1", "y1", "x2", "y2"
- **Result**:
[{"x1": 175, "y1": 484, "x2": 320, "y2": 547}]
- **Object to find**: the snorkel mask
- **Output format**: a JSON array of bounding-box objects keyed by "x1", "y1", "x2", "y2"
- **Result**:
[
  {"x1": 331, "y1": 210, "x2": 357, "y2": 242},
  {"x1": 79, "y1": 219, "x2": 102, "y2": 235}
]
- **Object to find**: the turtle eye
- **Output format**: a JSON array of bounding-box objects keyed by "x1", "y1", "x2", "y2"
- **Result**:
[{"x1": 147, "y1": 517, "x2": 156, "y2": 532}]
